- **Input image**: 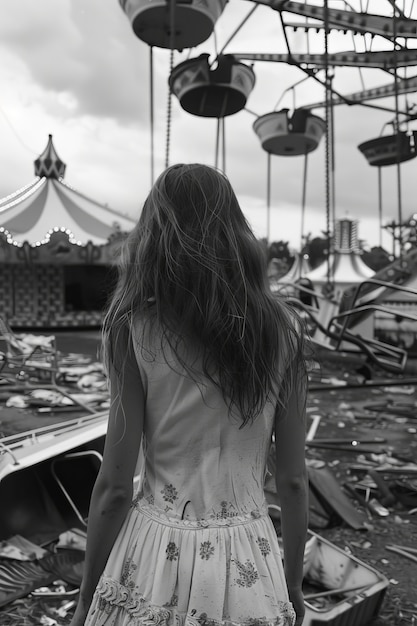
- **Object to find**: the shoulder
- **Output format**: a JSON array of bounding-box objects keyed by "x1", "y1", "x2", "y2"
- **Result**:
[
  {"x1": 131, "y1": 312, "x2": 170, "y2": 370},
  {"x1": 132, "y1": 310, "x2": 161, "y2": 341}
]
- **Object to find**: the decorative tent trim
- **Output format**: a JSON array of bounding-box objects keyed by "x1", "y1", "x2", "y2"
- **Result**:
[
  {"x1": 0, "y1": 179, "x2": 44, "y2": 209},
  {"x1": 1, "y1": 179, "x2": 49, "y2": 234},
  {"x1": 0, "y1": 179, "x2": 45, "y2": 213}
]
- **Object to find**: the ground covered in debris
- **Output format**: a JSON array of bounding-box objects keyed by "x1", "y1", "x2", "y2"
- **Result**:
[
  {"x1": 0, "y1": 335, "x2": 416, "y2": 624},
  {"x1": 307, "y1": 350, "x2": 417, "y2": 624}
]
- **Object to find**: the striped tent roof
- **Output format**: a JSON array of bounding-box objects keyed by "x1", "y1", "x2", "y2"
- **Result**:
[{"x1": 0, "y1": 135, "x2": 136, "y2": 245}]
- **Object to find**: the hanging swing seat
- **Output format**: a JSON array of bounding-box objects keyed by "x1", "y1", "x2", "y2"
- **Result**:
[
  {"x1": 169, "y1": 53, "x2": 256, "y2": 117},
  {"x1": 118, "y1": 0, "x2": 227, "y2": 50},
  {"x1": 358, "y1": 132, "x2": 417, "y2": 167},
  {"x1": 253, "y1": 109, "x2": 326, "y2": 156}
]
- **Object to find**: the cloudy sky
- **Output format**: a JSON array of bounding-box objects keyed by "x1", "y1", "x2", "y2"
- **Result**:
[{"x1": 1, "y1": 0, "x2": 417, "y2": 251}]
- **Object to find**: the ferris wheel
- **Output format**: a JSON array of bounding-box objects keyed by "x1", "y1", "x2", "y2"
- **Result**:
[{"x1": 118, "y1": 1, "x2": 417, "y2": 251}]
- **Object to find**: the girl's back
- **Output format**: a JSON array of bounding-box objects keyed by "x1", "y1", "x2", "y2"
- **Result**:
[{"x1": 133, "y1": 316, "x2": 275, "y2": 524}]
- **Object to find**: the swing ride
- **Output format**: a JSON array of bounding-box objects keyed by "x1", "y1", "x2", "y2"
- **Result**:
[
  {"x1": 253, "y1": 108, "x2": 326, "y2": 156},
  {"x1": 168, "y1": 53, "x2": 256, "y2": 117},
  {"x1": 117, "y1": 0, "x2": 417, "y2": 372},
  {"x1": 118, "y1": 0, "x2": 227, "y2": 49}
]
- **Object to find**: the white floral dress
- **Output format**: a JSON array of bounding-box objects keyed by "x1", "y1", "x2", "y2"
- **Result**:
[{"x1": 85, "y1": 322, "x2": 295, "y2": 626}]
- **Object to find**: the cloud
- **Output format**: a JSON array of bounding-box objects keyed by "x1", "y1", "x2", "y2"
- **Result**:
[
  {"x1": 0, "y1": 0, "x2": 416, "y2": 253},
  {"x1": 0, "y1": 0, "x2": 150, "y2": 124}
]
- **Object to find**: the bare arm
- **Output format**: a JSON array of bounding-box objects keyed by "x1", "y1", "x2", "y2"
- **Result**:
[
  {"x1": 70, "y1": 331, "x2": 145, "y2": 625},
  {"x1": 274, "y1": 375, "x2": 308, "y2": 625}
]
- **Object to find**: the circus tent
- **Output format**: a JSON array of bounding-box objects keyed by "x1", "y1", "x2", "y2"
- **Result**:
[
  {"x1": 0, "y1": 135, "x2": 135, "y2": 246},
  {"x1": 300, "y1": 218, "x2": 376, "y2": 349},
  {"x1": 304, "y1": 218, "x2": 374, "y2": 290},
  {"x1": 0, "y1": 136, "x2": 136, "y2": 329}
]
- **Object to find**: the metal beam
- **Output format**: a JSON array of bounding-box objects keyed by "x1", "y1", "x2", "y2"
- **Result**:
[
  {"x1": 233, "y1": 49, "x2": 417, "y2": 69},
  {"x1": 251, "y1": 0, "x2": 417, "y2": 39},
  {"x1": 302, "y1": 76, "x2": 417, "y2": 109}
]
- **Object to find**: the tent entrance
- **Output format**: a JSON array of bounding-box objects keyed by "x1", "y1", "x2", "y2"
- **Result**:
[{"x1": 64, "y1": 265, "x2": 116, "y2": 312}]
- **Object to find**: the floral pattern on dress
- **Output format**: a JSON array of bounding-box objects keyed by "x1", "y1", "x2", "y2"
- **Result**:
[
  {"x1": 166, "y1": 541, "x2": 179, "y2": 561},
  {"x1": 210, "y1": 500, "x2": 239, "y2": 521},
  {"x1": 199, "y1": 541, "x2": 215, "y2": 560},
  {"x1": 163, "y1": 594, "x2": 178, "y2": 608},
  {"x1": 121, "y1": 557, "x2": 137, "y2": 588},
  {"x1": 197, "y1": 613, "x2": 213, "y2": 626},
  {"x1": 161, "y1": 484, "x2": 178, "y2": 503},
  {"x1": 256, "y1": 537, "x2": 271, "y2": 558},
  {"x1": 234, "y1": 559, "x2": 259, "y2": 588}
]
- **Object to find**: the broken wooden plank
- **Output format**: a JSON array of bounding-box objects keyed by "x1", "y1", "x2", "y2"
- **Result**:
[{"x1": 308, "y1": 465, "x2": 368, "y2": 530}]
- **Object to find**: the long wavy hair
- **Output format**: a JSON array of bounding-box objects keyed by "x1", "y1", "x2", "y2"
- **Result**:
[{"x1": 102, "y1": 163, "x2": 308, "y2": 426}]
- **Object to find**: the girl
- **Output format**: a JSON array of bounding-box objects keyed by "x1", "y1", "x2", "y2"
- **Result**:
[{"x1": 70, "y1": 163, "x2": 309, "y2": 626}]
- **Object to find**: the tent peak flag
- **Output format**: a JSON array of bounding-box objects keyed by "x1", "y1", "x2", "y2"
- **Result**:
[{"x1": 34, "y1": 134, "x2": 66, "y2": 180}]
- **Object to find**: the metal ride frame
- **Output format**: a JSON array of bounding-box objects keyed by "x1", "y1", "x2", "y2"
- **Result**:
[{"x1": 137, "y1": 1, "x2": 417, "y2": 370}]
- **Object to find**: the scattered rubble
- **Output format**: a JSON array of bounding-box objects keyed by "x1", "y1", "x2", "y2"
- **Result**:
[
  {"x1": 305, "y1": 351, "x2": 417, "y2": 624},
  {"x1": 0, "y1": 338, "x2": 416, "y2": 624}
]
